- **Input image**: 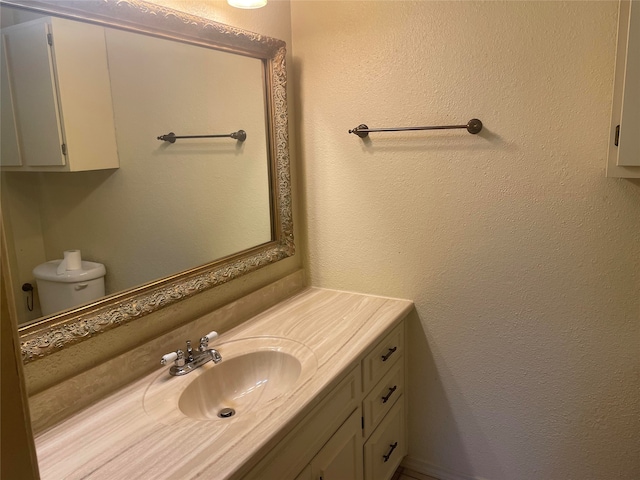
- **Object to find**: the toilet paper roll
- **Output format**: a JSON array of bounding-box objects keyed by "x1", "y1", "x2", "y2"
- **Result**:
[
  {"x1": 56, "y1": 250, "x2": 82, "y2": 274},
  {"x1": 64, "y1": 250, "x2": 82, "y2": 270}
]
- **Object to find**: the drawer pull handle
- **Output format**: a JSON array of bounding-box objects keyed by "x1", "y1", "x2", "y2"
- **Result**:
[
  {"x1": 381, "y1": 346, "x2": 397, "y2": 362},
  {"x1": 383, "y1": 442, "x2": 398, "y2": 463},
  {"x1": 381, "y1": 385, "x2": 397, "y2": 404}
]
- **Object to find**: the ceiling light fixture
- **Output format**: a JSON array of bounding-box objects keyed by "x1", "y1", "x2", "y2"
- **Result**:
[{"x1": 227, "y1": 0, "x2": 267, "y2": 9}]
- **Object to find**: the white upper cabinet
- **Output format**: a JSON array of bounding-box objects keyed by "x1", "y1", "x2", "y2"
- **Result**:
[
  {"x1": 1, "y1": 16, "x2": 119, "y2": 171},
  {"x1": 608, "y1": 0, "x2": 640, "y2": 177}
]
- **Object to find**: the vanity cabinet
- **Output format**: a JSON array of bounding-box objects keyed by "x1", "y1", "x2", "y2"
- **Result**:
[
  {"x1": 243, "y1": 321, "x2": 406, "y2": 480},
  {"x1": 30, "y1": 287, "x2": 415, "y2": 479},
  {"x1": 0, "y1": 16, "x2": 118, "y2": 171},
  {"x1": 607, "y1": 0, "x2": 640, "y2": 178}
]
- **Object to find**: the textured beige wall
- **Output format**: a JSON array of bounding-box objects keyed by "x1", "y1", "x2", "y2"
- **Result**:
[
  {"x1": 23, "y1": 0, "x2": 301, "y2": 394},
  {"x1": 291, "y1": 2, "x2": 640, "y2": 479}
]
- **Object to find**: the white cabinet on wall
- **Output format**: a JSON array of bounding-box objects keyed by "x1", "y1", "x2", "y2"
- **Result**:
[
  {"x1": 0, "y1": 16, "x2": 119, "y2": 171},
  {"x1": 243, "y1": 321, "x2": 407, "y2": 480},
  {"x1": 608, "y1": 0, "x2": 640, "y2": 178}
]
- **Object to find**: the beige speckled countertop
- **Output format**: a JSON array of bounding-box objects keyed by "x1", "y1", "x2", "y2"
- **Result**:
[{"x1": 34, "y1": 288, "x2": 413, "y2": 479}]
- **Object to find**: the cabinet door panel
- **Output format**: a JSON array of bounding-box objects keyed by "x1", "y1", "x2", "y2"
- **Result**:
[
  {"x1": 608, "y1": 0, "x2": 640, "y2": 177},
  {"x1": 2, "y1": 20, "x2": 65, "y2": 167},
  {"x1": 51, "y1": 16, "x2": 119, "y2": 170},
  {"x1": 312, "y1": 410, "x2": 363, "y2": 480},
  {"x1": 364, "y1": 399, "x2": 405, "y2": 480},
  {"x1": 618, "y1": 0, "x2": 640, "y2": 166},
  {"x1": 242, "y1": 367, "x2": 361, "y2": 480}
]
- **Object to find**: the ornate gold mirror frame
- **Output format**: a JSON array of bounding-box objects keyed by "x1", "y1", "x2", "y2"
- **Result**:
[{"x1": 1, "y1": 0, "x2": 293, "y2": 363}]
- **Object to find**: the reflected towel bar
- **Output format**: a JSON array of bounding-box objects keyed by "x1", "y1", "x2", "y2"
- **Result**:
[
  {"x1": 348, "y1": 119, "x2": 482, "y2": 138},
  {"x1": 157, "y1": 130, "x2": 247, "y2": 143}
]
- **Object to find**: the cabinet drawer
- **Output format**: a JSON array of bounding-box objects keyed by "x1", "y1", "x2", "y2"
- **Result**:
[
  {"x1": 362, "y1": 323, "x2": 404, "y2": 392},
  {"x1": 243, "y1": 366, "x2": 361, "y2": 479},
  {"x1": 362, "y1": 358, "x2": 404, "y2": 440},
  {"x1": 364, "y1": 398, "x2": 406, "y2": 480}
]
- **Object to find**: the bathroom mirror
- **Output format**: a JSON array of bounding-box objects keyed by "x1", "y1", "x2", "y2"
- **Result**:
[{"x1": 0, "y1": 0, "x2": 293, "y2": 362}]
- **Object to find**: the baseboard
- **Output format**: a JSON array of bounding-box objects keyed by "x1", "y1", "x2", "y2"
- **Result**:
[{"x1": 402, "y1": 456, "x2": 491, "y2": 480}]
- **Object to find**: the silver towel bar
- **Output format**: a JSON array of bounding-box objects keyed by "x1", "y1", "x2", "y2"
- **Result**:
[
  {"x1": 157, "y1": 130, "x2": 246, "y2": 143},
  {"x1": 348, "y1": 119, "x2": 482, "y2": 138}
]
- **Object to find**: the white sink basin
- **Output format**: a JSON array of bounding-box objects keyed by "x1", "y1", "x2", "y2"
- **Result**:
[
  {"x1": 179, "y1": 349, "x2": 303, "y2": 420},
  {"x1": 143, "y1": 336, "x2": 317, "y2": 425}
]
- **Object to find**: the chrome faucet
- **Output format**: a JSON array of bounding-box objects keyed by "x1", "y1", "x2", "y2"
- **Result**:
[{"x1": 161, "y1": 331, "x2": 222, "y2": 376}]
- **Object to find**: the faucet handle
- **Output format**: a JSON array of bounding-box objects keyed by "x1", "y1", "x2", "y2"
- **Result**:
[
  {"x1": 199, "y1": 331, "x2": 219, "y2": 351},
  {"x1": 204, "y1": 331, "x2": 218, "y2": 342},
  {"x1": 161, "y1": 349, "x2": 184, "y2": 366},
  {"x1": 161, "y1": 352, "x2": 177, "y2": 365}
]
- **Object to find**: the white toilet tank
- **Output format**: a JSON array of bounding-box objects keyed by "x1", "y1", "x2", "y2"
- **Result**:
[{"x1": 33, "y1": 260, "x2": 106, "y2": 316}]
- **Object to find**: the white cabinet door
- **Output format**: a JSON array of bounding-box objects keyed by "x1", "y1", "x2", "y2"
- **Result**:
[
  {"x1": 311, "y1": 410, "x2": 363, "y2": 480},
  {"x1": 1, "y1": 16, "x2": 119, "y2": 172},
  {"x1": 2, "y1": 19, "x2": 66, "y2": 167},
  {"x1": 618, "y1": 0, "x2": 640, "y2": 167},
  {"x1": 242, "y1": 368, "x2": 361, "y2": 480},
  {"x1": 364, "y1": 400, "x2": 405, "y2": 480},
  {"x1": 50, "y1": 16, "x2": 119, "y2": 171},
  {"x1": 608, "y1": 0, "x2": 640, "y2": 177}
]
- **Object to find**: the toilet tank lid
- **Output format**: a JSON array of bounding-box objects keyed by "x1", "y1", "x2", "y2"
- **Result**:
[{"x1": 33, "y1": 260, "x2": 106, "y2": 283}]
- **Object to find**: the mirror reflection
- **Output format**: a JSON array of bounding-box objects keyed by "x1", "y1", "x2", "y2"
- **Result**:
[{"x1": 1, "y1": 6, "x2": 273, "y2": 326}]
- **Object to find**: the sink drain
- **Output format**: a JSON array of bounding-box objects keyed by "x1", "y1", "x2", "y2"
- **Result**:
[{"x1": 218, "y1": 407, "x2": 236, "y2": 418}]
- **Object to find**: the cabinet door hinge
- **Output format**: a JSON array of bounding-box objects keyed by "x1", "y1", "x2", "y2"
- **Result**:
[
  {"x1": 47, "y1": 33, "x2": 53, "y2": 46},
  {"x1": 615, "y1": 125, "x2": 620, "y2": 147},
  {"x1": 61, "y1": 143, "x2": 67, "y2": 155}
]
